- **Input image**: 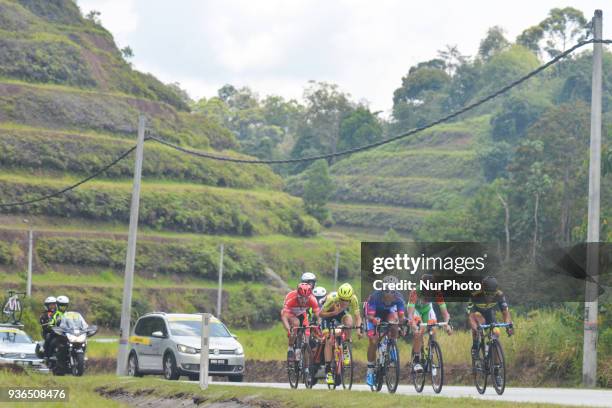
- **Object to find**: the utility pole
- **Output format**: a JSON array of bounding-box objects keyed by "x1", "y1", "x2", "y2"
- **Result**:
[
  {"x1": 333, "y1": 249, "x2": 339, "y2": 289},
  {"x1": 199, "y1": 313, "x2": 211, "y2": 389},
  {"x1": 583, "y1": 9, "x2": 602, "y2": 388},
  {"x1": 116, "y1": 115, "x2": 146, "y2": 376},
  {"x1": 217, "y1": 244, "x2": 224, "y2": 318},
  {"x1": 26, "y1": 229, "x2": 33, "y2": 297}
]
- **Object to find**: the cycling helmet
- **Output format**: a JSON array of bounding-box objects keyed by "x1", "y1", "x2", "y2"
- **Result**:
[
  {"x1": 312, "y1": 286, "x2": 327, "y2": 298},
  {"x1": 382, "y1": 275, "x2": 398, "y2": 293},
  {"x1": 297, "y1": 282, "x2": 312, "y2": 298},
  {"x1": 482, "y1": 276, "x2": 498, "y2": 294},
  {"x1": 301, "y1": 272, "x2": 317, "y2": 288},
  {"x1": 337, "y1": 283, "x2": 354, "y2": 301},
  {"x1": 44, "y1": 296, "x2": 57, "y2": 308},
  {"x1": 57, "y1": 295, "x2": 69, "y2": 311}
]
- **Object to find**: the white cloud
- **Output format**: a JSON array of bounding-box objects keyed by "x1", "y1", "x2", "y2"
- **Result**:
[{"x1": 77, "y1": 1, "x2": 610, "y2": 113}]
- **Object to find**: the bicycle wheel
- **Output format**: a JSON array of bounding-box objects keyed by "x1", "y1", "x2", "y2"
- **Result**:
[
  {"x1": 473, "y1": 343, "x2": 487, "y2": 394},
  {"x1": 385, "y1": 341, "x2": 400, "y2": 393},
  {"x1": 302, "y1": 342, "x2": 314, "y2": 389},
  {"x1": 430, "y1": 341, "x2": 444, "y2": 394},
  {"x1": 1, "y1": 298, "x2": 10, "y2": 323},
  {"x1": 288, "y1": 336, "x2": 301, "y2": 389},
  {"x1": 375, "y1": 363, "x2": 384, "y2": 392},
  {"x1": 12, "y1": 299, "x2": 23, "y2": 323},
  {"x1": 412, "y1": 347, "x2": 426, "y2": 393},
  {"x1": 341, "y1": 341, "x2": 353, "y2": 390},
  {"x1": 490, "y1": 341, "x2": 506, "y2": 395},
  {"x1": 327, "y1": 341, "x2": 337, "y2": 390}
]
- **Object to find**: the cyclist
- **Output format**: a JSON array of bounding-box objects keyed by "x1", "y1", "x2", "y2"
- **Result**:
[
  {"x1": 312, "y1": 286, "x2": 328, "y2": 308},
  {"x1": 281, "y1": 283, "x2": 320, "y2": 361},
  {"x1": 468, "y1": 276, "x2": 513, "y2": 357},
  {"x1": 320, "y1": 283, "x2": 362, "y2": 385},
  {"x1": 407, "y1": 274, "x2": 452, "y2": 373},
  {"x1": 39, "y1": 296, "x2": 57, "y2": 358},
  {"x1": 364, "y1": 275, "x2": 406, "y2": 387}
]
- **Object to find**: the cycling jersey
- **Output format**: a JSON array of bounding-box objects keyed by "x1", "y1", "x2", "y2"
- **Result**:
[
  {"x1": 468, "y1": 289, "x2": 508, "y2": 311},
  {"x1": 282, "y1": 290, "x2": 320, "y2": 317},
  {"x1": 366, "y1": 291, "x2": 405, "y2": 317},
  {"x1": 407, "y1": 290, "x2": 447, "y2": 316},
  {"x1": 321, "y1": 292, "x2": 360, "y2": 317}
]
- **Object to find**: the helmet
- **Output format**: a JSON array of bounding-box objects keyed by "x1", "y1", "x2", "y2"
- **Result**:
[
  {"x1": 382, "y1": 275, "x2": 398, "y2": 293},
  {"x1": 301, "y1": 272, "x2": 317, "y2": 288},
  {"x1": 56, "y1": 295, "x2": 69, "y2": 311},
  {"x1": 337, "y1": 283, "x2": 354, "y2": 301},
  {"x1": 44, "y1": 296, "x2": 57, "y2": 309},
  {"x1": 297, "y1": 283, "x2": 312, "y2": 298},
  {"x1": 313, "y1": 286, "x2": 327, "y2": 298},
  {"x1": 482, "y1": 276, "x2": 498, "y2": 293}
]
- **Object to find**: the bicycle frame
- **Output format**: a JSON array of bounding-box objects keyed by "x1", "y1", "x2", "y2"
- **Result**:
[{"x1": 473, "y1": 322, "x2": 512, "y2": 395}]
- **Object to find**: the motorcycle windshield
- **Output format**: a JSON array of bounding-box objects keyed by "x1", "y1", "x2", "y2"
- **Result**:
[{"x1": 59, "y1": 311, "x2": 89, "y2": 332}]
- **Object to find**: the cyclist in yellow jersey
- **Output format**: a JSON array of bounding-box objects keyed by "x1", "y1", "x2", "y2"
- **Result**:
[{"x1": 319, "y1": 283, "x2": 362, "y2": 384}]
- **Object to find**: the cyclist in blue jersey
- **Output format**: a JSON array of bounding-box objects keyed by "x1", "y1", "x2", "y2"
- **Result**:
[{"x1": 364, "y1": 275, "x2": 406, "y2": 387}]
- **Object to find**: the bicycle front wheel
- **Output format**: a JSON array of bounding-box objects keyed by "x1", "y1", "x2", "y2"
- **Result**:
[
  {"x1": 473, "y1": 344, "x2": 487, "y2": 394},
  {"x1": 412, "y1": 347, "x2": 426, "y2": 393},
  {"x1": 341, "y1": 341, "x2": 353, "y2": 390},
  {"x1": 490, "y1": 341, "x2": 506, "y2": 395},
  {"x1": 385, "y1": 342, "x2": 400, "y2": 394},
  {"x1": 430, "y1": 341, "x2": 444, "y2": 394}
]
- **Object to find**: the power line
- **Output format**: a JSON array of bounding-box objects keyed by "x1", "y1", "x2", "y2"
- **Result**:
[
  {"x1": 0, "y1": 39, "x2": 610, "y2": 207},
  {"x1": 0, "y1": 145, "x2": 137, "y2": 208},
  {"x1": 150, "y1": 38, "x2": 611, "y2": 165}
]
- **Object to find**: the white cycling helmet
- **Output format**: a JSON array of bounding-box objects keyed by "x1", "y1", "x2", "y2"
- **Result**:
[
  {"x1": 44, "y1": 296, "x2": 57, "y2": 307},
  {"x1": 300, "y1": 272, "x2": 317, "y2": 288},
  {"x1": 312, "y1": 286, "x2": 327, "y2": 298},
  {"x1": 56, "y1": 295, "x2": 69, "y2": 305}
]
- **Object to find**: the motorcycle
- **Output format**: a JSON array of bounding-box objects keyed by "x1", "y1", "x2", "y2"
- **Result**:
[{"x1": 46, "y1": 312, "x2": 97, "y2": 376}]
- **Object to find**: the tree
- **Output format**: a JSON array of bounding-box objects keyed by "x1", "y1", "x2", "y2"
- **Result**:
[
  {"x1": 337, "y1": 106, "x2": 383, "y2": 152},
  {"x1": 290, "y1": 81, "x2": 353, "y2": 172},
  {"x1": 384, "y1": 228, "x2": 401, "y2": 242},
  {"x1": 437, "y1": 45, "x2": 468, "y2": 75},
  {"x1": 85, "y1": 10, "x2": 101, "y2": 24},
  {"x1": 303, "y1": 160, "x2": 334, "y2": 224},
  {"x1": 517, "y1": 26, "x2": 544, "y2": 55},
  {"x1": 478, "y1": 26, "x2": 510, "y2": 61},
  {"x1": 120, "y1": 46, "x2": 134, "y2": 60},
  {"x1": 539, "y1": 7, "x2": 588, "y2": 58}
]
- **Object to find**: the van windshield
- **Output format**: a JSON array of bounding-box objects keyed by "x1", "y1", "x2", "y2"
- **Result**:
[{"x1": 168, "y1": 320, "x2": 230, "y2": 338}]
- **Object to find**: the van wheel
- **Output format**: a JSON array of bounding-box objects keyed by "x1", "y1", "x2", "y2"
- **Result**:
[
  {"x1": 163, "y1": 353, "x2": 180, "y2": 380},
  {"x1": 128, "y1": 352, "x2": 143, "y2": 377},
  {"x1": 188, "y1": 373, "x2": 199, "y2": 381},
  {"x1": 228, "y1": 374, "x2": 243, "y2": 382}
]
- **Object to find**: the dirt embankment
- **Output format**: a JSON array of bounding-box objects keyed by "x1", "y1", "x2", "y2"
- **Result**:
[{"x1": 96, "y1": 386, "x2": 283, "y2": 408}]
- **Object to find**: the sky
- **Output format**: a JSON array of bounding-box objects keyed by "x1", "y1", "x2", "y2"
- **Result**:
[{"x1": 77, "y1": 1, "x2": 611, "y2": 115}]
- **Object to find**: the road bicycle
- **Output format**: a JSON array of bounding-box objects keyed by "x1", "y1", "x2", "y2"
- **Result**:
[
  {"x1": 287, "y1": 324, "x2": 319, "y2": 389},
  {"x1": 370, "y1": 321, "x2": 400, "y2": 393},
  {"x1": 2, "y1": 290, "x2": 26, "y2": 324},
  {"x1": 411, "y1": 321, "x2": 449, "y2": 394},
  {"x1": 324, "y1": 320, "x2": 361, "y2": 390},
  {"x1": 472, "y1": 322, "x2": 513, "y2": 395}
]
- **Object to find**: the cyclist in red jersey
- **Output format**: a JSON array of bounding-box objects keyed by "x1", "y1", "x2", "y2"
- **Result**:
[{"x1": 281, "y1": 282, "x2": 320, "y2": 360}]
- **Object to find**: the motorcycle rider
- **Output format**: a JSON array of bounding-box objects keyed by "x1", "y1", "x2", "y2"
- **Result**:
[
  {"x1": 39, "y1": 296, "x2": 57, "y2": 358},
  {"x1": 46, "y1": 296, "x2": 69, "y2": 360}
]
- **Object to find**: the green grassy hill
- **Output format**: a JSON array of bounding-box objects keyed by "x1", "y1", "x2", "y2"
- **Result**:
[
  {"x1": 286, "y1": 115, "x2": 488, "y2": 237},
  {"x1": 0, "y1": 0, "x2": 359, "y2": 329}
]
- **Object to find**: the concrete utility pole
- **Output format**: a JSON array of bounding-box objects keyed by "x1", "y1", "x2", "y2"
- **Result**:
[
  {"x1": 583, "y1": 9, "x2": 602, "y2": 388},
  {"x1": 217, "y1": 244, "x2": 224, "y2": 318},
  {"x1": 26, "y1": 230, "x2": 33, "y2": 297},
  {"x1": 200, "y1": 313, "x2": 211, "y2": 389},
  {"x1": 116, "y1": 115, "x2": 146, "y2": 376},
  {"x1": 333, "y1": 249, "x2": 340, "y2": 289}
]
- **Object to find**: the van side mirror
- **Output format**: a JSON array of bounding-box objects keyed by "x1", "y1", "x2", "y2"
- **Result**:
[{"x1": 151, "y1": 331, "x2": 165, "y2": 338}]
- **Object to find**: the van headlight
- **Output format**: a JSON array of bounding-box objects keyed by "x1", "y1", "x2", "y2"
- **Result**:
[
  {"x1": 234, "y1": 345, "x2": 244, "y2": 355},
  {"x1": 177, "y1": 344, "x2": 199, "y2": 354}
]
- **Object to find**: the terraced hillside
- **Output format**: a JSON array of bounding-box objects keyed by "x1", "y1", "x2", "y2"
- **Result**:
[
  {"x1": 287, "y1": 115, "x2": 488, "y2": 237},
  {"x1": 0, "y1": 0, "x2": 360, "y2": 328}
]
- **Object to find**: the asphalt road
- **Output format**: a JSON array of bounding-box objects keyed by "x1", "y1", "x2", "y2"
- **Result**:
[{"x1": 207, "y1": 381, "x2": 612, "y2": 407}]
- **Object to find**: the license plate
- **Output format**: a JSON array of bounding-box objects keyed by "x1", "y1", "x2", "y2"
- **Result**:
[
  {"x1": 15, "y1": 360, "x2": 32, "y2": 366},
  {"x1": 209, "y1": 359, "x2": 227, "y2": 365}
]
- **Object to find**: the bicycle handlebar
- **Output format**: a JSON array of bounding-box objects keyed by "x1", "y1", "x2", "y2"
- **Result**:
[{"x1": 479, "y1": 322, "x2": 513, "y2": 329}]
